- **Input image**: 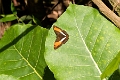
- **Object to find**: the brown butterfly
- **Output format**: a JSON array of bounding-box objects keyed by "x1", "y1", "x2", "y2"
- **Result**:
[{"x1": 53, "y1": 25, "x2": 69, "y2": 49}]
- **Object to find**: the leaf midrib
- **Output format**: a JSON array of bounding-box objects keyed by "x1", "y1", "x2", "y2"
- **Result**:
[{"x1": 73, "y1": 5, "x2": 102, "y2": 75}]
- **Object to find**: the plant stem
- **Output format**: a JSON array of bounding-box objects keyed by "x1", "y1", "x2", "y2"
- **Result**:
[{"x1": 92, "y1": 0, "x2": 120, "y2": 28}]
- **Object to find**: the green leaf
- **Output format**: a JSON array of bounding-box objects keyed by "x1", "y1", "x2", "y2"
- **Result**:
[
  {"x1": 101, "y1": 51, "x2": 120, "y2": 79},
  {"x1": 0, "y1": 24, "x2": 48, "y2": 80},
  {"x1": 32, "y1": 16, "x2": 42, "y2": 25},
  {"x1": 45, "y1": 4, "x2": 120, "y2": 80},
  {"x1": 0, "y1": 14, "x2": 17, "y2": 22},
  {"x1": 18, "y1": 15, "x2": 32, "y2": 22},
  {"x1": 11, "y1": 1, "x2": 17, "y2": 14},
  {"x1": 109, "y1": 69, "x2": 120, "y2": 79}
]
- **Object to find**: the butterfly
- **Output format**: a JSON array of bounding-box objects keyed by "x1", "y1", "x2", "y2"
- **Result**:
[{"x1": 53, "y1": 25, "x2": 69, "y2": 49}]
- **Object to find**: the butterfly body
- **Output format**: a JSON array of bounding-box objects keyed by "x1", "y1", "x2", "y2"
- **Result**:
[{"x1": 53, "y1": 26, "x2": 69, "y2": 49}]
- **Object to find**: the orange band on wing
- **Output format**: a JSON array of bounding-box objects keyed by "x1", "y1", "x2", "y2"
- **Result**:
[
  {"x1": 54, "y1": 41, "x2": 62, "y2": 49},
  {"x1": 53, "y1": 26, "x2": 61, "y2": 32}
]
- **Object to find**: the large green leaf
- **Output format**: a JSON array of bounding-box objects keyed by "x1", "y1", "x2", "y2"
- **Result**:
[
  {"x1": 0, "y1": 24, "x2": 48, "y2": 80},
  {"x1": 45, "y1": 4, "x2": 120, "y2": 80}
]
